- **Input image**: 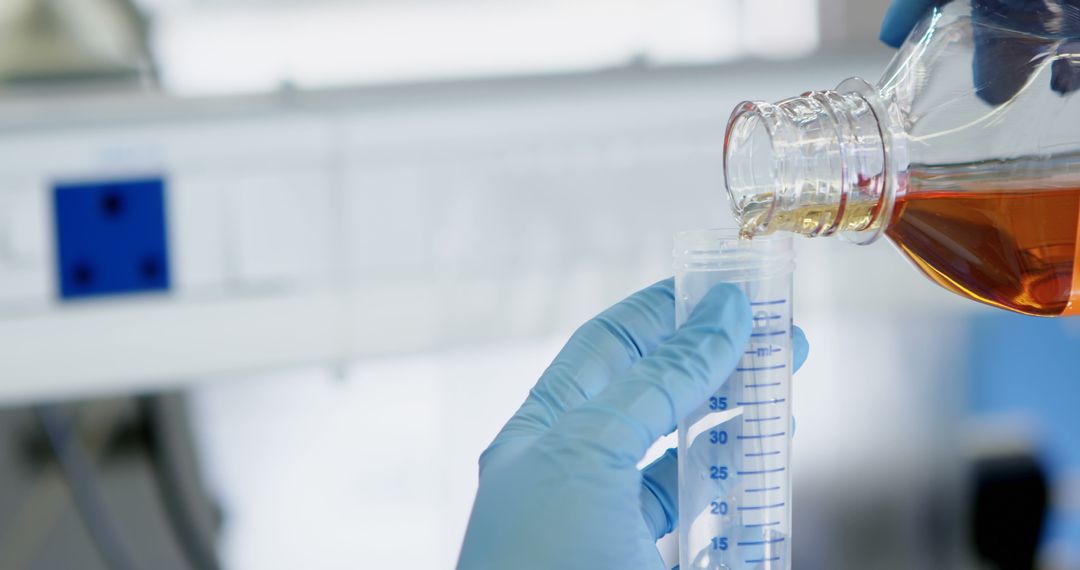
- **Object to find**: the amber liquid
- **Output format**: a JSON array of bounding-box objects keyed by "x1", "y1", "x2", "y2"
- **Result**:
[{"x1": 885, "y1": 161, "x2": 1080, "y2": 316}]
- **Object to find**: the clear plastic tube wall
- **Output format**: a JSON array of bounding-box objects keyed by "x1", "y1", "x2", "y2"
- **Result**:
[{"x1": 675, "y1": 230, "x2": 795, "y2": 570}]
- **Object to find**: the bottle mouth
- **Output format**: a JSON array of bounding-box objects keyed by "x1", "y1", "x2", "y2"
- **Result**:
[
  {"x1": 723, "y1": 101, "x2": 782, "y2": 238},
  {"x1": 722, "y1": 84, "x2": 892, "y2": 243}
]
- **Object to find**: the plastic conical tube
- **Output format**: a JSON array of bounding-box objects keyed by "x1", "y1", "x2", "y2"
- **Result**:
[{"x1": 674, "y1": 230, "x2": 795, "y2": 570}]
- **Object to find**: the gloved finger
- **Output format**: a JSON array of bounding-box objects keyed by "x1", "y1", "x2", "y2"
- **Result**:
[
  {"x1": 1047, "y1": 10, "x2": 1080, "y2": 94},
  {"x1": 1050, "y1": 41, "x2": 1080, "y2": 95},
  {"x1": 880, "y1": 0, "x2": 936, "y2": 48},
  {"x1": 792, "y1": 326, "x2": 809, "y2": 372},
  {"x1": 969, "y1": 1, "x2": 1080, "y2": 104},
  {"x1": 971, "y1": 22, "x2": 1051, "y2": 105},
  {"x1": 644, "y1": 328, "x2": 809, "y2": 538},
  {"x1": 540, "y1": 283, "x2": 751, "y2": 468},
  {"x1": 640, "y1": 448, "x2": 679, "y2": 540},
  {"x1": 483, "y1": 279, "x2": 676, "y2": 464},
  {"x1": 672, "y1": 322, "x2": 808, "y2": 450}
]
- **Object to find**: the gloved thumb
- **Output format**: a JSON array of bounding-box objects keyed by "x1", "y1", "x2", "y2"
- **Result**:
[
  {"x1": 538, "y1": 283, "x2": 751, "y2": 468},
  {"x1": 880, "y1": 0, "x2": 934, "y2": 48}
]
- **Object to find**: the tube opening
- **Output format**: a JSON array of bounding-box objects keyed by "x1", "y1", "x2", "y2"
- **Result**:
[{"x1": 674, "y1": 229, "x2": 794, "y2": 279}]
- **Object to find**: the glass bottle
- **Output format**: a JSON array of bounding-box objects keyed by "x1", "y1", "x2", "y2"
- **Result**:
[{"x1": 725, "y1": 0, "x2": 1080, "y2": 316}]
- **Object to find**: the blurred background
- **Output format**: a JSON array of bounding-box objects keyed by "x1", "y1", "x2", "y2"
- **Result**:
[{"x1": 0, "y1": 0, "x2": 1076, "y2": 568}]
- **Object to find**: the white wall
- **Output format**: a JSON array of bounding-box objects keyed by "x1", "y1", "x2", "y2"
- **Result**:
[{"x1": 0, "y1": 49, "x2": 961, "y2": 404}]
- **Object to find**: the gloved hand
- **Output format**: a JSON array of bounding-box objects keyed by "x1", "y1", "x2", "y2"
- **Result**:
[
  {"x1": 456, "y1": 279, "x2": 809, "y2": 570},
  {"x1": 880, "y1": 0, "x2": 1080, "y2": 104}
]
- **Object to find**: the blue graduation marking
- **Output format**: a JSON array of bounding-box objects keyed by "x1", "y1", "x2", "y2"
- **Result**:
[
  {"x1": 737, "y1": 467, "x2": 786, "y2": 476},
  {"x1": 736, "y1": 364, "x2": 787, "y2": 372},
  {"x1": 738, "y1": 537, "x2": 786, "y2": 547},
  {"x1": 736, "y1": 399, "x2": 786, "y2": 406},
  {"x1": 737, "y1": 502, "x2": 785, "y2": 511},
  {"x1": 737, "y1": 432, "x2": 786, "y2": 440}
]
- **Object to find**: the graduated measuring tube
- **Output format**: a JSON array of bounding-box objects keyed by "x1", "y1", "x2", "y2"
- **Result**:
[{"x1": 675, "y1": 230, "x2": 794, "y2": 570}]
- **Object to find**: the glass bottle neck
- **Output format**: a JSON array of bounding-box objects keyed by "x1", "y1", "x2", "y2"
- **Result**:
[{"x1": 724, "y1": 79, "x2": 896, "y2": 243}]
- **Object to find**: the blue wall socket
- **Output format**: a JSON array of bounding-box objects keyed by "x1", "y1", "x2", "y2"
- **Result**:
[{"x1": 53, "y1": 177, "x2": 171, "y2": 300}]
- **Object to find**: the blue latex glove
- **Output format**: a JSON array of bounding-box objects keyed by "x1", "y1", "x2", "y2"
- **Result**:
[
  {"x1": 879, "y1": 0, "x2": 936, "y2": 48},
  {"x1": 881, "y1": 0, "x2": 1080, "y2": 104},
  {"x1": 457, "y1": 279, "x2": 809, "y2": 570}
]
